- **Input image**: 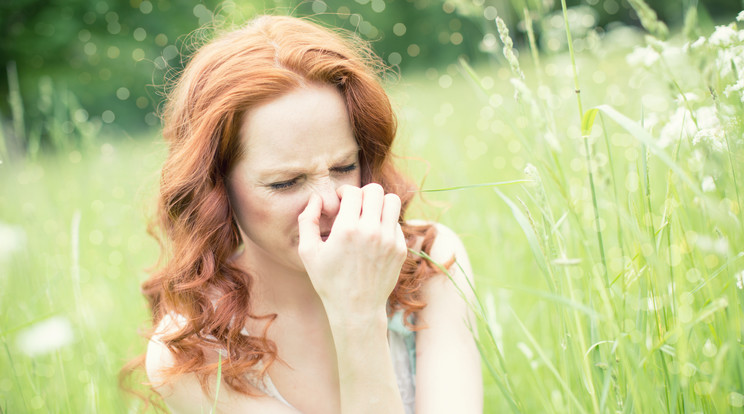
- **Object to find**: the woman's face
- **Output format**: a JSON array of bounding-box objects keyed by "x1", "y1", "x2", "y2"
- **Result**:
[{"x1": 228, "y1": 83, "x2": 362, "y2": 272}]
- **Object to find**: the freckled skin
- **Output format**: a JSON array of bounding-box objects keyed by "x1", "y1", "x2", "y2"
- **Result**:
[{"x1": 227, "y1": 84, "x2": 362, "y2": 273}]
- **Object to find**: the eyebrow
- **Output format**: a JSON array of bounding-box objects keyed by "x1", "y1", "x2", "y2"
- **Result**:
[{"x1": 258, "y1": 148, "x2": 359, "y2": 180}]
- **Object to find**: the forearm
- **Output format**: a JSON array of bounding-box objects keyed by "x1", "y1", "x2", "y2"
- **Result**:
[{"x1": 327, "y1": 309, "x2": 405, "y2": 414}]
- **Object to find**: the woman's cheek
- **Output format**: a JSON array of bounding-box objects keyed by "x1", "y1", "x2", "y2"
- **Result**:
[{"x1": 289, "y1": 190, "x2": 313, "y2": 219}]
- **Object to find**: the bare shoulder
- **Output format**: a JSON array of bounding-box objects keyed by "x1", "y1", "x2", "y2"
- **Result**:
[
  {"x1": 406, "y1": 219, "x2": 474, "y2": 291},
  {"x1": 145, "y1": 314, "x2": 184, "y2": 386},
  {"x1": 145, "y1": 314, "x2": 215, "y2": 414},
  {"x1": 145, "y1": 314, "x2": 298, "y2": 414}
]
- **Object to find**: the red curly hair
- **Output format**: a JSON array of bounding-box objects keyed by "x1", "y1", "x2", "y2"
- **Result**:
[{"x1": 138, "y1": 15, "x2": 443, "y2": 397}]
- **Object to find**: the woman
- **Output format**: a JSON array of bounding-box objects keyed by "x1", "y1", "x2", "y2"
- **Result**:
[{"x1": 142, "y1": 15, "x2": 482, "y2": 413}]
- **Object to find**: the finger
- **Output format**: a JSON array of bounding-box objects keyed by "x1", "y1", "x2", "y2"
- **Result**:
[
  {"x1": 298, "y1": 193, "x2": 322, "y2": 248},
  {"x1": 360, "y1": 183, "x2": 384, "y2": 226},
  {"x1": 394, "y1": 222, "x2": 408, "y2": 259},
  {"x1": 334, "y1": 185, "x2": 363, "y2": 227},
  {"x1": 380, "y1": 193, "x2": 402, "y2": 233}
]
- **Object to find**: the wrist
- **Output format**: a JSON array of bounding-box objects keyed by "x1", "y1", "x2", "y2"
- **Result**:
[{"x1": 325, "y1": 306, "x2": 388, "y2": 336}]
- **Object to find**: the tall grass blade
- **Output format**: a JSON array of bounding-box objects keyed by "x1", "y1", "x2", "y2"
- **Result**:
[
  {"x1": 500, "y1": 285, "x2": 601, "y2": 320},
  {"x1": 473, "y1": 339, "x2": 522, "y2": 413},
  {"x1": 6, "y1": 62, "x2": 25, "y2": 150},
  {"x1": 595, "y1": 105, "x2": 704, "y2": 198},
  {"x1": 626, "y1": 0, "x2": 670, "y2": 39},
  {"x1": 494, "y1": 188, "x2": 551, "y2": 286},
  {"x1": 581, "y1": 107, "x2": 609, "y2": 287},
  {"x1": 211, "y1": 352, "x2": 222, "y2": 414},
  {"x1": 415, "y1": 179, "x2": 531, "y2": 193},
  {"x1": 1, "y1": 337, "x2": 29, "y2": 412},
  {"x1": 581, "y1": 108, "x2": 599, "y2": 137},
  {"x1": 0, "y1": 115, "x2": 8, "y2": 162},
  {"x1": 559, "y1": 0, "x2": 584, "y2": 118},
  {"x1": 510, "y1": 308, "x2": 588, "y2": 414}
]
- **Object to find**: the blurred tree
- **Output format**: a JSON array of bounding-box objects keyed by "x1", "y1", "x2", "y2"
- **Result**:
[{"x1": 0, "y1": 0, "x2": 741, "y2": 155}]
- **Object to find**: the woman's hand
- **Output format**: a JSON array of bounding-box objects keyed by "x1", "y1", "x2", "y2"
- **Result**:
[{"x1": 297, "y1": 183, "x2": 407, "y2": 320}]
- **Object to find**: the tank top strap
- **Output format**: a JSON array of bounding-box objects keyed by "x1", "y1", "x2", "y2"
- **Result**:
[{"x1": 387, "y1": 310, "x2": 417, "y2": 376}]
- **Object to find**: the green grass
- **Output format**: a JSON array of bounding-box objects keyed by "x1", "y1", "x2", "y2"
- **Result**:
[
  {"x1": 0, "y1": 138, "x2": 165, "y2": 412},
  {"x1": 2, "y1": 8, "x2": 744, "y2": 413},
  {"x1": 392, "y1": 7, "x2": 744, "y2": 412}
]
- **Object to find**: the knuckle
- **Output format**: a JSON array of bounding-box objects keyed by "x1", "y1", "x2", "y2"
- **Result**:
[
  {"x1": 381, "y1": 241, "x2": 396, "y2": 256},
  {"x1": 335, "y1": 226, "x2": 355, "y2": 240},
  {"x1": 380, "y1": 234, "x2": 400, "y2": 253},
  {"x1": 364, "y1": 183, "x2": 384, "y2": 194},
  {"x1": 359, "y1": 226, "x2": 379, "y2": 242}
]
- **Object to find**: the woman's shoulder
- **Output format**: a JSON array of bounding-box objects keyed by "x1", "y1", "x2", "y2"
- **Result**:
[
  {"x1": 405, "y1": 219, "x2": 470, "y2": 269},
  {"x1": 405, "y1": 219, "x2": 475, "y2": 316},
  {"x1": 145, "y1": 313, "x2": 186, "y2": 385},
  {"x1": 145, "y1": 313, "x2": 296, "y2": 413}
]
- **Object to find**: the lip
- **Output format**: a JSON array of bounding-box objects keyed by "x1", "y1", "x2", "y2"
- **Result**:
[{"x1": 320, "y1": 231, "x2": 330, "y2": 242}]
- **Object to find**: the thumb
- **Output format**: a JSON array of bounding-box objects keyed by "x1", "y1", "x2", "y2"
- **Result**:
[{"x1": 298, "y1": 193, "x2": 322, "y2": 250}]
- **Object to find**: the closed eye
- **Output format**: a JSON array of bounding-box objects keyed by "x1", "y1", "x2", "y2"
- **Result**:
[
  {"x1": 331, "y1": 163, "x2": 357, "y2": 174},
  {"x1": 269, "y1": 177, "x2": 300, "y2": 190}
]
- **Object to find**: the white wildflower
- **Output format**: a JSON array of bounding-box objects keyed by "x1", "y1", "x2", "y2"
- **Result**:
[
  {"x1": 645, "y1": 35, "x2": 667, "y2": 53},
  {"x1": 642, "y1": 111, "x2": 661, "y2": 132},
  {"x1": 15, "y1": 316, "x2": 74, "y2": 357},
  {"x1": 627, "y1": 45, "x2": 660, "y2": 68},
  {"x1": 737, "y1": 11, "x2": 744, "y2": 22},
  {"x1": 0, "y1": 222, "x2": 26, "y2": 262},
  {"x1": 675, "y1": 92, "x2": 701, "y2": 106},
  {"x1": 723, "y1": 79, "x2": 744, "y2": 101},
  {"x1": 655, "y1": 106, "x2": 719, "y2": 150},
  {"x1": 695, "y1": 234, "x2": 729, "y2": 254},
  {"x1": 716, "y1": 47, "x2": 744, "y2": 78},
  {"x1": 709, "y1": 24, "x2": 738, "y2": 47},
  {"x1": 691, "y1": 36, "x2": 706, "y2": 49},
  {"x1": 660, "y1": 44, "x2": 683, "y2": 59},
  {"x1": 701, "y1": 176, "x2": 716, "y2": 192},
  {"x1": 524, "y1": 163, "x2": 540, "y2": 186},
  {"x1": 736, "y1": 270, "x2": 744, "y2": 290},
  {"x1": 696, "y1": 106, "x2": 721, "y2": 128},
  {"x1": 658, "y1": 107, "x2": 696, "y2": 148},
  {"x1": 693, "y1": 127, "x2": 726, "y2": 152}
]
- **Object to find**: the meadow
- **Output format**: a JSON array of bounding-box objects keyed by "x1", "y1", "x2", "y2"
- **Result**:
[{"x1": 1, "y1": 3, "x2": 743, "y2": 413}]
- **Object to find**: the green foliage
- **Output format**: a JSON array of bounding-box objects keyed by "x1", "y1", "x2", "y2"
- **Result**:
[
  {"x1": 3, "y1": 0, "x2": 742, "y2": 158},
  {"x1": 0, "y1": 138, "x2": 164, "y2": 412},
  {"x1": 451, "y1": 2, "x2": 744, "y2": 411},
  {"x1": 1, "y1": 1, "x2": 744, "y2": 413}
]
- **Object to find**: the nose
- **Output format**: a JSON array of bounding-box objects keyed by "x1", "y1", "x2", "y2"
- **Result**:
[{"x1": 314, "y1": 179, "x2": 341, "y2": 220}]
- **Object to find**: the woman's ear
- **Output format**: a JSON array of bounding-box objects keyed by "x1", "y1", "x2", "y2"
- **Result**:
[{"x1": 231, "y1": 214, "x2": 245, "y2": 247}]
